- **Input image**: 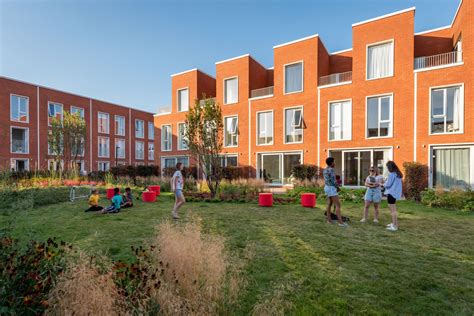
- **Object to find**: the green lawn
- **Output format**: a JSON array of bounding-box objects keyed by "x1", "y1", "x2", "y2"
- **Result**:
[{"x1": 1, "y1": 194, "x2": 473, "y2": 315}]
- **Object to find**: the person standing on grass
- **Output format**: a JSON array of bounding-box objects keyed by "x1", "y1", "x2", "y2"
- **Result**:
[
  {"x1": 361, "y1": 166, "x2": 384, "y2": 223},
  {"x1": 323, "y1": 157, "x2": 347, "y2": 227},
  {"x1": 171, "y1": 162, "x2": 185, "y2": 219},
  {"x1": 384, "y1": 161, "x2": 403, "y2": 231}
]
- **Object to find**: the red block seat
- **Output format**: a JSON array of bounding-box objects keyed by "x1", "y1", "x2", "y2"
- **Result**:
[
  {"x1": 301, "y1": 193, "x2": 316, "y2": 208},
  {"x1": 142, "y1": 191, "x2": 157, "y2": 202},
  {"x1": 259, "y1": 193, "x2": 273, "y2": 207},
  {"x1": 106, "y1": 188, "x2": 119, "y2": 200},
  {"x1": 148, "y1": 185, "x2": 161, "y2": 196}
]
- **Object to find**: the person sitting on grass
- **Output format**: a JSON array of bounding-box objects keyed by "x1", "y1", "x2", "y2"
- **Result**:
[
  {"x1": 100, "y1": 187, "x2": 122, "y2": 214},
  {"x1": 85, "y1": 189, "x2": 103, "y2": 212},
  {"x1": 323, "y1": 157, "x2": 348, "y2": 227},
  {"x1": 121, "y1": 187, "x2": 134, "y2": 208}
]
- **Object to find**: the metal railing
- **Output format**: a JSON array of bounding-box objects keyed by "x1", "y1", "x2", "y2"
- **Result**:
[
  {"x1": 319, "y1": 71, "x2": 352, "y2": 86},
  {"x1": 157, "y1": 106, "x2": 172, "y2": 115},
  {"x1": 250, "y1": 86, "x2": 274, "y2": 98},
  {"x1": 414, "y1": 51, "x2": 462, "y2": 70},
  {"x1": 12, "y1": 140, "x2": 27, "y2": 153},
  {"x1": 199, "y1": 97, "x2": 216, "y2": 106}
]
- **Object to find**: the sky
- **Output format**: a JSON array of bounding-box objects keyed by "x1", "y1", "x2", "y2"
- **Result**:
[{"x1": 0, "y1": 0, "x2": 461, "y2": 114}]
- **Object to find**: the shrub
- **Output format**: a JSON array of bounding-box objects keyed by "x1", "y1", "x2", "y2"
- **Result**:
[
  {"x1": 0, "y1": 187, "x2": 71, "y2": 212},
  {"x1": 291, "y1": 165, "x2": 321, "y2": 181},
  {"x1": 109, "y1": 165, "x2": 159, "y2": 178},
  {"x1": 403, "y1": 162, "x2": 428, "y2": 201},
  {"x1": 221, "y1": 166, "x2": 252, "y2": 180},
  {"x1": 0, "y1": 237, "x2": 69, "y2": 315},
  {"x1": 421, "y1": 188, "x2": 474, "y2": 212}
]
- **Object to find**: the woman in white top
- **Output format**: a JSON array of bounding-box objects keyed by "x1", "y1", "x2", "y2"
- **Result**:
[
  {"x1": 171, "y1": 162, "x2": 185, "y2": 219},
  {"x1": 361, "y1": 166, "x2": 384, "y2": 223}
]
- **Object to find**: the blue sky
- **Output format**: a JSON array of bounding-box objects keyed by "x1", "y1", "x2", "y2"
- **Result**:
[{"x1": 0, "y1": 0, "x2": 460, "y2": 113}]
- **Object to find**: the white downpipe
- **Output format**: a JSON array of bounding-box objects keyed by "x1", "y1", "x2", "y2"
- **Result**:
[
  {"x1": 413, "y1": 73, "x2": 418, "y2": 161},
  {"x1": 248, "y1": 99, "x2": 251, "y2": 178},
  {"x1": 89, "y1": 99, "x2": 93, "y2": 171},
  {"x1": 36, "y1": 86, "x2": 40, "y2": 170},
  {"x1": 317, "y1": 88, "x2": 321, "y2": 169}
]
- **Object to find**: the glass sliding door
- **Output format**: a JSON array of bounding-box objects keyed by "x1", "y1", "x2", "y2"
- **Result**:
[
  {"x1": 259, "y1": 152, "x2": 302, "y2": 185},
  {"x1": 283, "y1": 154, "x2": 301, "y2": 184}
]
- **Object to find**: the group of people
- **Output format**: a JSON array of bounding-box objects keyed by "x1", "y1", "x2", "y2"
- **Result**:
[
  {"x1": 85, "y1": 187, "x2": 134, "y2": 214},
  {"x1": 323, "y1": 157, "x2": 403, "y2": 231}
]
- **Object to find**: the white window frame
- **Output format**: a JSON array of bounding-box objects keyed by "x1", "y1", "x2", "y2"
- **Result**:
[
  {"x1": 98, "y1": 112, "x2": 110, "y2": 134},
  {"x1": 219, "y1": 154, "x2": 238, "y2": 167},
  {"x1": 365, "y1": 93, "x2": 393, "y2": 139},
  {"x1": 366, "y1": 39, "x2": 394, "y2": 81},
  {"x1": 177, "y1": 87, "x2": 190, "y2": 112},
  {"x1": 10, "y1": 126, "x2": 29, "y2": 154},
  {"x1": 11, "y1": 158, "x2": 30, "y2": 171},
  {"x1": 283, "y1": 106, "x2": 304, "y2": 144},
  {"x1": 71, "y1": 106, "x2": 85, "y2": 119},
  {"x1": 177, "y1": 122, "x2": 188, "y2": 151},
  {"x1": 135, "y1": 119, "x2": 145, "y2": 138},
  {"x1": 10, "y1": 94, "x2": 29, "y2": 123},
  {"x1": 98, "y1": 161, "x2": 110, "y2": 172},
  {"x1": 98, "y1": 136, "x2": 110, "y2": 158},
  {"x1": 224, "y1": 76, "x2": 239, "y2": 105},
  {"x1": 115, "y1": 138, "x2": 126, "y2": 159},
  {"x1": 135, "y1": 141, "x2": 145, "y2": 160},
  {"x1": 148, "y1": 122, "x2": 155, "y2": 140},
  {"x1": 161, "y1": 156, "x2": 189, "y2": 171},
  {"x1": 161, "y1": 124, "x2": 172, "y2": 151},
  {"x1": 428, "y1": 144, "x2": 474, "y2": 189},
  {"x1": 283, "y1": 60, "x2": 304, "y2": 95},
  {"x1": 257, "y1": 110, "x2": 274, "y2": 146},
  {"x1": 47, "y1": 102, "x2": 64, "y2": 126},
  {"x1": 148, "y1": 143, "x2": 155, "y2": 160},
  {"x1": 429, "y1": 83, "x2": 464, "y2": 135},
  {"x1": 224, "y1": 115, "x2": 239, "y2": 148},
  {"x1": 328, "y1": 99, "x2": 352, "y2": 141},
  {"x1": 115, "y1": 115, "x2": 126, "y2": 136}
]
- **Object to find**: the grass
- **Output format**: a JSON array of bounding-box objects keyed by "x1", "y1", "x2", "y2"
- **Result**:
[{"x1": 1, "y1": 193, "x2": 473, "y2": 315}]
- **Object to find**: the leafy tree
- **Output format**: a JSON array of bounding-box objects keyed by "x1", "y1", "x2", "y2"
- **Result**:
[
  {"x1": 185, "y1": 96, "x2": 223, "y2": 197},
  {"x1": 48, "y1": 111, "x2": 86, "y2": 174}
]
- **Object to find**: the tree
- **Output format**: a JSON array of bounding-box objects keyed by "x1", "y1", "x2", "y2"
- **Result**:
[
  {"x1": 47, "y1": 111, "x2": 87, "y2": 174},
  {"x1": 185, "y1": 96, "x2": 224, "y2": 197}
]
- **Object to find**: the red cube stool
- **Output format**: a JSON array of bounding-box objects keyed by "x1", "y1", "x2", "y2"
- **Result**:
[
  {"x1": 259, "y1": 193, "x2": 273, "y2": 207},
  {"x1": 106, "y1": 188, "x2": 119, "y2": 200},
  {"x1": 301, "y1": 193, "x2": 316, "y2": 208},
  {"x1": 142, "y1": 191, "x2": 156, "y2": 202},
  {"x1": 148, "y1": 185, "x2": 161, "y2": 196}
]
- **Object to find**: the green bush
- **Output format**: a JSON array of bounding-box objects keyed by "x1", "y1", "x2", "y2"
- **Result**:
[
  {"x1": 403, "y1": 162, "x2": 428, "y2": 201},
  {"x1": 0, "y1": 187, "x2": 71, "y2": 212},
  {"x1": 291, "y1": 165, "x2": 320, "y2": 181},
  {"x1": 421, "y1": 188, "x2": 474, "y2": 212},
  {"x1": 288, "y1": 186, "x2": 366, "y2": 203}
]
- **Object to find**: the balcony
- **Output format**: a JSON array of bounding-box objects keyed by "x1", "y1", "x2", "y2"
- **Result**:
[
  {"x1": 250, "y1": 86, "x2": 274, "y2": 99},
  {"x1": 319, "y1": 71, "x2": 352, "y2": 87},
  {"x1": 414, "y1": 51, "x2": 462, "y2": 70}
]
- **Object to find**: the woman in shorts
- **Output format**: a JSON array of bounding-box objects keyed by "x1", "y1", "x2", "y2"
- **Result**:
[
  {"x1": 323, "y1": 157, "x2": 347, "y2": 227},
  {"x1": 171, "y1": 162, "x2": 185, "y2": 219},
  {"x1": 384, "y1": 161, "x2": 403, "y2": 231},
  {"x1": 360, "y1": 166, "x2": 383, "y2": 223}
]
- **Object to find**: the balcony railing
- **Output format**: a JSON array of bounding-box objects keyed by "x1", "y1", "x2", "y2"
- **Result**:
[
  {"x1": 157, "y1": 106, "x2": 171, "y2": 115},
  {"x1": 414, "y1": 51, "x2": 462, "y2": 70},
  {"x1": 319, "y1": 71, "x2": 352, "y2": 86},
  {"x1": 250, "y1": 86, "x2": 274, "y2": 98},
  {"x1": 199, "y1": 97, "x2": 216, "y2": 106}
]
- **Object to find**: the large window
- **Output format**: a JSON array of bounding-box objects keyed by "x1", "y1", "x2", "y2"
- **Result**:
[
  {"x1": 178, "y1": 88, "x2": 189, "y2": 112},
  {"x1": 11, "y1": 95, "x2": 29, "y2": 123},
  {"x1": 224, "y1": 77, "x2": 238, "y2": 104},
  {"x1": 162, "y1": 156, "x2": 189, "y2": 170},
  {"x1": 162, "y1": 125, "x2": 172, "y2": 151},
  {"x1": 98, "y1": 162, "x2": 110, "y2": 172},
  {"x1": 285, "y1": 107, "x2": 303, "y2": 143},
  {"x1": 367, "y1": 95, "x2": 392, "y2": 138},
  {"x1": 224, "y1": 116, "x2": 238, "y2": 147},
  {"x1": 219, "y1": 155, "x2": 238, "y2": 167},
  {"x1": 329, "y1": 101, "x2": 352, "y2": 141},
  {"x1": 11, "y1": 127, "x2": 28, "y2": 154},
  {"x1": 135, "y1": 119, "x2": 144, "y2": 138},
  {"x1": 148, "y1": 143, "x2": 155, "y2": 160},
  {"x1": 431, "y1": 85, "x2": 463, "y2": 134},
  {"x1": 71, "y1": 106, "x2": 84, "y2": 119},
  {"x1": 115, "y1": 139, "x2": 125, "y2": 159},
  {"x1": 433, "y1": 147, "x2": 472, "y2": 189},
  {"x1": 257, "y1": 111, "x2": 273, "y2": 145},
  {"x1": 284, "y1": 62, "x2": 303, "y2": 94},
  {"x1": 115, "y1": 115, "x2": 125, "y2": 136},
  {"x1": 47, "y1": 130, "x2": 63, "y2": 155},
  {"x1": 98, "y1": 136, "x2": 110, "y2": 158},
  {"x1": 11, "y1": 159, "x2": 29, "y2": 172},
  {"x1": 135, "y1": 141, "x2": 144, "y2": 160},
  {"x1": 48, "y1": 102, "x2": 63, "y2": 126},
  {"x1": 98, "y1": 112, "x2": 110, "y2": 134},
  {"x1": 178, "y1": 123, "x2": 188, "y2": 150},
  {"x1": 258, "y1": 152, "x2": 302, "y2": 185},
  {"x1": 148, "y1": 122, "x2": 154, "y2": 140},
  {"x1": 367, "y1": 41, "x2": 394, "y2": 80}
]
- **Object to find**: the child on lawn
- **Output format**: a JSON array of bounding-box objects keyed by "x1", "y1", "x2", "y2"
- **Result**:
[
  {"x1": 101, "y1": 187, "x2": 122, "y2": 214},
  {"x1": 121, "y1": 187, "x2": 134, "y2": 208},
  {"x1": 361, "y1": 166, "x2": 384, "y2": 223},
  {"x1": 85, "y1": 189, "x2": 103, "y2": 212}
]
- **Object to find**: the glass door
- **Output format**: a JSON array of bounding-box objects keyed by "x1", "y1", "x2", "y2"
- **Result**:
[{"x1": 261, "y1": 154, "x2": 282, "y2": 184}]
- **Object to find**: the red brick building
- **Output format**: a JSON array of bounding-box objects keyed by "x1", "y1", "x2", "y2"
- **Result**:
[
  {"x1": 155, "y1": 0, "x2": 472, "y2": 189},
  {"x1": 0, "y1": 76, "x2": 157, "y2": 172}
]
